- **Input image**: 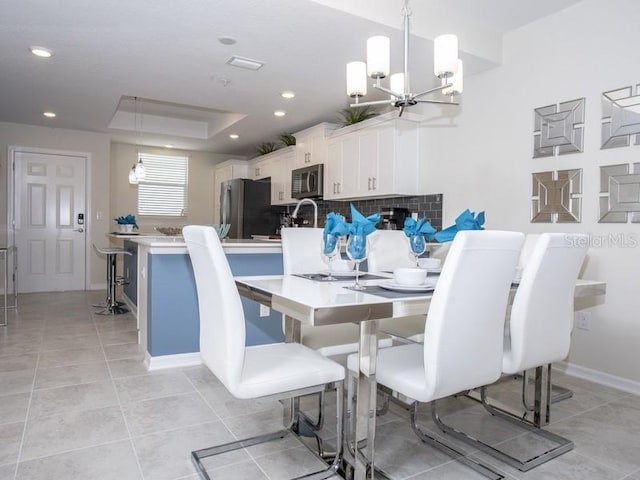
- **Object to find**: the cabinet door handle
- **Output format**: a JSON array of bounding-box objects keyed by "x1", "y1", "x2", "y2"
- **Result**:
[
  {"x1": 255, "y1": 167, "x2": 260, "y2": 176},
  {"x1": 372, "y1": 177, "x2": 377, "y2": 190},
  {"x1": 279, "y1": 191, "x2": 283, "y2": 200},
  {"x1": 337, "y1": 182, "x2": 341, "y2": 194},
  {"x1": 367, "y1": 177, "x2": 372, "y2": 190}
]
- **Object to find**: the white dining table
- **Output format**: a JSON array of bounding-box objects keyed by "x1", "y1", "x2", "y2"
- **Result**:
[{"x1": 234, "y1": 273, "x2": 606, "y2": 480}]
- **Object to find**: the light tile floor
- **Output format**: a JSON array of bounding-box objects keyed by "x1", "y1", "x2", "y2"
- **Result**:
[{"x1": 1, "y1": 291, "x2": 639, "y2": 480}]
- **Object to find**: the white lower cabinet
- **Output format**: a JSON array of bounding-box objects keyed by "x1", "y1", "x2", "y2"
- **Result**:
[{"x1": 324, "y1": 117, "x2": 419, "y2": 200}]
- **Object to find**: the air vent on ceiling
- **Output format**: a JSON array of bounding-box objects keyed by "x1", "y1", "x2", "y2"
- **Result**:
[{"x1": 226, "y1": 55, "x2": 265, "y2": 71}]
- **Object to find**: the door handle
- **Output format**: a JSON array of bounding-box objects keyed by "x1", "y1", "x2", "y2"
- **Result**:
[{"x1": 74, "y1": 228, "x2": 84, "y2": 233}]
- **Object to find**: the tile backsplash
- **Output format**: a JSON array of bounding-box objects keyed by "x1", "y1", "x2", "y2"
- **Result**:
[{"x1": 284, "y1": 194, "x2": 443, "y2": 230}]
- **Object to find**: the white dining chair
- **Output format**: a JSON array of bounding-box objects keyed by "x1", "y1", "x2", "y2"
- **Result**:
[
  {"x1": 347, "y1": 230, "x2": 524, "y2": 479},
  {"x1": 183, "y1": 225, "x2": 345, "y2": 479},
  {"x1": 281, "y1": 227, "x2": 392, "y2": 356},
  {"x1": 367, "y1": 229, "x2": 430, "y2": 343},
  {"x1": 467, "y1": 233, "x2": 588, "y2": 471},
  {"x1": 511, "y1": 233, "x2": 574, "y2": 405}
]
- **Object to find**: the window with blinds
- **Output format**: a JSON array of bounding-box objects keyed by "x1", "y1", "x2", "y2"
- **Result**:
[{"x1": 137, "y1": 152, "x2": 189, "y2": 216}]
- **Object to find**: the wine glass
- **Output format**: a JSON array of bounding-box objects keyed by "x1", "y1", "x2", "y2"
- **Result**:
[
  {"x1": 409, "y1": 234, "x2": 426, "y2": 266},
  {"x1": 322, "y1": 233, "x2": 340, "y2": 280},
  {"x1": 346, "y1": 233, "x2": 369, "y2": 290}
]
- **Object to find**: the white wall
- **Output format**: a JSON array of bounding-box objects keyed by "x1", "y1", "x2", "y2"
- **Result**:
[
  {"x1": 0, "y1": 121, "x2": 111, "y2": 288},
  {"x1": 421, "y1": 0, "x2": 640, "y2": 384},
  {"x1": 110, "y1": 143, "x2": 231, "y2": 232}
]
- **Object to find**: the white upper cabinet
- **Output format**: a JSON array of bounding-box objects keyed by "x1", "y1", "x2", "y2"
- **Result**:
[
  {"x1": 249, "y1": 146, "x2": 295, "y2": 205},
  {"x1": 213, "y1": 159, "x2": 249, "y2": 223},
  {"x1": 325, "y1": 135, "x2": 358, "y2": 199},
  {"x1": 292, "y1": 123, "x2": 338, "y2": 169},
  {"x1": 323, "y1": 113, "x2": 420, "y2": 200},
  {"x1": 270, "y1": 149, "x2": 295, "y2": 205}
]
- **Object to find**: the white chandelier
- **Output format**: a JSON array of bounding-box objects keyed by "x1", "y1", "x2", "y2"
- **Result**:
[{"x1": 346, "y1": 0, "x2": 463, "y2": 116}]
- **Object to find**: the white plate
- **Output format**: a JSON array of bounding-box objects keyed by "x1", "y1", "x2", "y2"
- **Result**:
[
  {"x1": 380, "y1": 281, "x2": 436, "y2": 292},
  {"x1": 321, "y1": 270, "x2": 358, "y2": 277}
]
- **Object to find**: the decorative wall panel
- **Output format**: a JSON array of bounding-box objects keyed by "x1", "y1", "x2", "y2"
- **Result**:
[
  {"x1": 599, "y1": 163, "x2": 640, "y2": 223},
  {"x1": 531, "y1": 169, "x2": 582, "y2": 223},
  {"x1": 601, "y1": 85, "x2": 640, "y2": 149},
  {"x1": 533, "y1": 98, "x2": 585, "y2": 158}
]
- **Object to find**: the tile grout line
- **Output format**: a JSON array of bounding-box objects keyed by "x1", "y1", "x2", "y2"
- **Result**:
[
  {"x1": 92, "y1": 300, "x2": 147, "y2": 480},
  {"x1": 181, "y1": 369, "x2": 275, "y2": 479},
  {"x1": 12, "y1": 329, "x2": 41, "y2": 479}
]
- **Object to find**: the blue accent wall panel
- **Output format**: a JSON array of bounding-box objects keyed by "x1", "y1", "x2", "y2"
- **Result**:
[
  {"x1": 147, "y1": 251, "x2": 284, "y2": 357},
  {"x1": 148, "y1": 254, "x2": 200, "y2": 356},
  {"x1": 227, "y1": 254, "x2": 284, "y2": 346}
]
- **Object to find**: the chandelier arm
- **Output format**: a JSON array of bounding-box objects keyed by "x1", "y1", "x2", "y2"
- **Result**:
[
  {"x1": 413, "y1": 84, "x2": 453, "y2": 99},
  {"x1": 349, "y1": 99, "x2": 394, "y2": 108},
  {"x1": 415, "y1": 99, "x2": 460, "y2": 105},
  {"x1": 373, "y1": 84, "x2": 402, "y2": 97}
]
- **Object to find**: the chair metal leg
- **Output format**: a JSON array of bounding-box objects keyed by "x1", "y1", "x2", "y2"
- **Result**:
[
  {"x1": 476, "y1": 386, "x2": 574, "y2": 471},
  {"x1": 423, "y1": 401, "x2": 505, "y2": 479},
  {"x1": 192, "y1": 382, "x2": 344, "y2": 480},
  {"x1": 521, "y1": 368, "x2": 573, "y2": 412}
]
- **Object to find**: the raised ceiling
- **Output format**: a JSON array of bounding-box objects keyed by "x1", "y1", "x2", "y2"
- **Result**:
[{"x1": 0, "y1": 0, "x2": 582, "y2": 157}]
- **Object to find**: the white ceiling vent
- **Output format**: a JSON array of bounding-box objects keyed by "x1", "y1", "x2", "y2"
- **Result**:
[{"x1": 226, "y1": 55, "x2": 265, "y2": 71}]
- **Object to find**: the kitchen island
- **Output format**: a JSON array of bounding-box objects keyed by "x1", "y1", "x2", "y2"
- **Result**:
[{"x1": 113, "y1": 235, "x2": 284, "y2": 370}]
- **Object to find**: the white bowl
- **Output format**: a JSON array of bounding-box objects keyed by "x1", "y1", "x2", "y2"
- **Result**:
[
  {"x1": 418, "y1": 258, "x2": 441, "y2": 270},
  {"x1": 393, "y1": 267, "x2": 427, "y2": 286},
  {"x1": 330, "y1": 259, "x2": 355, "y2": 272}
]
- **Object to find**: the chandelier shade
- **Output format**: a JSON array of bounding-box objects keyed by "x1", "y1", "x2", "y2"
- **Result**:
[
  {"x1": 434, "y1": 34, "x2": 459, "y2": 78},
  {"x1": 442, "y1": 59, "x2": 463, "y2": 95},
  {"x1": 347, "y1": 0, "x2": 462, "y2": 116},
  {"x1": 347, "y1": 61, "x2": 367, "y2": 97},
  {"x1": 366, "y1": 36, "x2": 390, "y2": 79}
]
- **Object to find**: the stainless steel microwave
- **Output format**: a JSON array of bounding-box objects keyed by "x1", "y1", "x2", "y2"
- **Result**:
[{"x1": 291, "y1": 164, "x2": 323, "y2": 199}]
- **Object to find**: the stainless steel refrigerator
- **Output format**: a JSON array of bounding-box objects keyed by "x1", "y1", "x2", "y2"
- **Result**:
[{"x1": 220, "y1": 178, "x2": 280, "y2": 239}]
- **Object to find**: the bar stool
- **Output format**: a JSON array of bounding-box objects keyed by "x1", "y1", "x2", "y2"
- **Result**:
[{"x1": 93, "y1": 244, "x2": 131, "y2": 315}]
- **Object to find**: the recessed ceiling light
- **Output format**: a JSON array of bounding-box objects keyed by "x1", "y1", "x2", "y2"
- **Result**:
[
  {"x1": 164, "y1": 144, "x2": 174, "y2": 148},
  {"x1": 281, "y1": 91, "x2": 295, "y2": 99},
  {"x1": 30, "y1": 46, "x2": 53, "y2": 58},
  {"x1": 274, "y1": 110, "x2": 286, "y2": 117},
  {"x1": 218, "y1": 36, "x2": 237, "y2": 46},
  {"x1": 229, "y1": 134, "x2": 239, "y2": 139},
  {"x1": 43, "y1": 111, "x2": 56, "y2": 118}
]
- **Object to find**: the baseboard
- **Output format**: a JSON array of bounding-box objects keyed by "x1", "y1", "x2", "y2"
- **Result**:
[
  {"x1": 555, "y1": 361, "x2": 640, "y2": 395},
  {"x1": 144, "y1": 351, "x2": 202, "y2": 371}
]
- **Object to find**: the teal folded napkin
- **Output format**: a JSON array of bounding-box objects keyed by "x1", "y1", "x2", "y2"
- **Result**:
[
  {"x1": 347, "y1": 203, "x2": 380, "y2": 236},
  {"x1": 323, "y1": 212, "x2": 349, "y2": 254},
  {"x1": 403, "y1": 217, "x2": 436, "y2": 239},
  {"x1": 434, "y1": 209, "x2": 485, "y2": 243}
]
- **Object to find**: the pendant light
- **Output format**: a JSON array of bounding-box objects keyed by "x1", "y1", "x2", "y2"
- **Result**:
[{"x1": 129, "y1": 96, "x2": 147, "y2": 184}]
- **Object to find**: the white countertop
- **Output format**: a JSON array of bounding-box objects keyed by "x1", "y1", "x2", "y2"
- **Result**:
[{"x1": 109, "y1": 234, "x2": 282, "y2": 254}]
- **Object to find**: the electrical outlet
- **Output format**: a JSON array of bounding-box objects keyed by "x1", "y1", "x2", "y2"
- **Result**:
[
  {"x1": 260, "y1": 304, "x2": 270, "y2": 317},
  {"x1": 575, "y1": 311, "x2": 591, "y2": 331}
]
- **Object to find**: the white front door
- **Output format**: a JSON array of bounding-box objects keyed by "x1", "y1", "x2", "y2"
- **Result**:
[{"x1": 13, "y1": 151, "x2": 87, "y2": 292}]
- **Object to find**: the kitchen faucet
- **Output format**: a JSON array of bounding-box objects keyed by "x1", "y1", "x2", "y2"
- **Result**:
[{"x1": 291, "y1": 198, "x2": 318, "y2": 228}]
